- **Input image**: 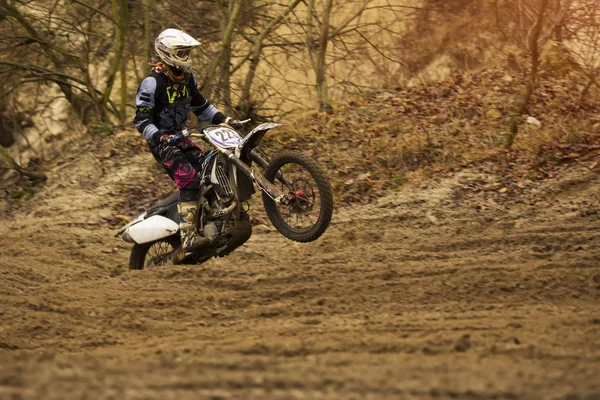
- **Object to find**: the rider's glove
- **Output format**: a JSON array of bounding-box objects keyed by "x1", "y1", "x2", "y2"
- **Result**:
[
  {"x1": 159, "y1": 134, "x2": 181, "y2": 144},
  {"x1": 224, "y1": 117, "x2": 243, "y2": 130}
]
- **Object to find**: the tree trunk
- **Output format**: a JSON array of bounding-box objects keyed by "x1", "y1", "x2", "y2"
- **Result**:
[
  {"x1": 507, "y1": 0, "x2": 549, "y2": 151},
  {"x1": 307, "y1": 0, "x2": 333, "y2": 112},
  {"x1": 307, "y1": 0, "x2": 317, "y2": 100},
  {"x1": 119, "y1": 0, "x2": 129, "y2": 121},
  {"x1": 202, "y1": 0, "x2": 242, "y2": 94},
  {"x1": 317, "y1": 0, "x2": 333, "y2": 112},
  {"x1": 102, "y1": 0, "x2": 125, "y2": 110},
  {"x1": 238, "y1": 0, "x2": 302, "y2": 116},
  {"x1": 143, "y1": 0, "x2": 154, "y2": 61},
  {"x1": 221, "y1": 44, "x2": 232, "y2": 114}
]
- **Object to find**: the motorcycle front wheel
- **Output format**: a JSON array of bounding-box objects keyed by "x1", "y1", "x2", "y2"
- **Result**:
[
  {"x1": 262, "y1": 151, "x2": 333, "y2": 242},
  {"x1": 129, "y1": 236, "x2": 181, "y2": 270}
]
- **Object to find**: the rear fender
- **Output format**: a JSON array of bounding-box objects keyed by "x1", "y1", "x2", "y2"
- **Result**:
[
  {"x1": 115, "y1": 212, "x2": 146, "y2": 237},
  {"x1": 123, "y1": 215, "x2": 179, "y2": 244}
]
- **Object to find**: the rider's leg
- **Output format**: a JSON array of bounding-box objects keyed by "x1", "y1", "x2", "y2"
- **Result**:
[
  {"x1": 153, "y1": 142, "x2": 208, "y2": 251},
  {"x1": 180, "y1": 138, "x2": 204, "y2": 172},
  {"x1": 177, "y1": 193, "x2": 208, "y2": 252}
]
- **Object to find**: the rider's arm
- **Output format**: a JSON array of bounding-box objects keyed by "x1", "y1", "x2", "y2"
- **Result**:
[
  {"x1": 190, "y1": 73, "x2": 227, "y2": 125},
  {"x1": 133, "y1": 77, "x2": 159, "y2": 143}
]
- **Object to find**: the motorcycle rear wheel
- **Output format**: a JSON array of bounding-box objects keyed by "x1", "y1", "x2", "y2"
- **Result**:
[
  {"x1": 262, "y1": 151, "x2": 333, "y2": 242},
  {"x1": 129, "y1": 236, "x2": 181, "y2": 270}
]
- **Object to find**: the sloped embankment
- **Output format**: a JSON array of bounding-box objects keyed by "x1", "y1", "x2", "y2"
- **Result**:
[{"x1": 274, "y1": 61, "x2": 600, "y2": 204}]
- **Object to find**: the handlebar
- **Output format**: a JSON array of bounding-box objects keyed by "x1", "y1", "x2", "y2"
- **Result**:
[{"x1": 179, "y1": 118, "x2": 252, "y2": 139}]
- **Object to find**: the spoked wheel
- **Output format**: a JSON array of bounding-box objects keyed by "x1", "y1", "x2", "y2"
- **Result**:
[
  {"x1": 129, "y1": 236, "x2": 181, "y2": 270},
  {"x1": 262, "y1": 151, "x2": 333, "y2": 242}
]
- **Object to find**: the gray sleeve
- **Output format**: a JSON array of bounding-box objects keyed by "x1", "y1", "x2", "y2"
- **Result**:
[
  {"x1": 195, "y1": 103, "x2": 220, "y2": 123},
  {"x1": 134, "y1": 77, "x2": 159, "y2": 141}
]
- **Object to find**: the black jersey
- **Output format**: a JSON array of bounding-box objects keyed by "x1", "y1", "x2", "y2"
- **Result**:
[{"x1": 133, "y1": 71, "x2": 226, "y2": 143}]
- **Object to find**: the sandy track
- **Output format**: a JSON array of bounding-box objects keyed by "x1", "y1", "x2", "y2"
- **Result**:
[{"x1": 1, "y1": 157, "x2": 599, "y2": 399}]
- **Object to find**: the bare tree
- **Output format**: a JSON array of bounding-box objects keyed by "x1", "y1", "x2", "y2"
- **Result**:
[
  {"x1": 201, "y1": 0, "x2": 242, "y2": 97},
  {"x1": 0, "y1": 0, "x2": 119, "y2": 124},
  {"x1": 236, "y1": 0, "x2": 303, "y2": 117},
  {"x1": 104, "y1": 0, "x2": 129, "y2": 122},
  {"x1": 142, "y1": 0, "x2": 154, "y2": 61},
  {"x1": 306, "y1": 0, "x2": 333, "y2": 111},
  {"x1": 506, "y1": 0, "x2": 550, "y2": 151},
  {"x1": 561, "y1": 0, "x2": 600, "y2": 99}
]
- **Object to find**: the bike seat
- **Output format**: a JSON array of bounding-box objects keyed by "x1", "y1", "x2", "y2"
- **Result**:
[
  {"x1": 151, "y1": 191, "x2": 179, "y2": 210},
  {"x1": 146, "y1": 191, "x2": 180, "y2": 222}
]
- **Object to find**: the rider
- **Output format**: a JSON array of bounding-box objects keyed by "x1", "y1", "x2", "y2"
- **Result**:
[{"x1": 133, "y1": 28, "x2": 242, "y2": 252}]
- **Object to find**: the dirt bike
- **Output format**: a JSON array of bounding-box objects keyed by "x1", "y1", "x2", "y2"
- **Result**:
[{"x1": 116, "y1": 121, "x2": 333, "y2": 270}]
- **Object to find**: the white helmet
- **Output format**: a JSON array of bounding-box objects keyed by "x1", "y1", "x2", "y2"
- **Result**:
[{"x1": 154, "y1": 28, "x2": 200, "y2": 73}]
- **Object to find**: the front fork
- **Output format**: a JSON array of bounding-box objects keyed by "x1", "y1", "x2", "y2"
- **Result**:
[
  {"x1": 252, "y1": 171, "x2": 293, "y2": 204},
  {"x1": 249, "y1": 149, "x2": 294, "y2": 204},
  {"x1": 251, "y1": 149, "x2": 287, "y2": 184}
]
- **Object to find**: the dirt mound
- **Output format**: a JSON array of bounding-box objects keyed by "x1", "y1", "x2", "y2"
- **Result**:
[{"x1": 1, "y1": 145, "x2": 599, "y2": 398}]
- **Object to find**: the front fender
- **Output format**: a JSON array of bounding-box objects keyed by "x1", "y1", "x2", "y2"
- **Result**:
[{"x1": 238, "y1": 123, "x2": 281, "y2": 152}]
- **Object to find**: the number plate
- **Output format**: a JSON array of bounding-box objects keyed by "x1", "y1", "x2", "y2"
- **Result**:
[{"x1": 205, "y1": 127, "x2": 242, "y2": 148}]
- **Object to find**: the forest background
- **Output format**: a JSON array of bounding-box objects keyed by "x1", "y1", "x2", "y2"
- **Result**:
[{"x1": 1, "y1": 0, "x2": 600, "y2": 209}]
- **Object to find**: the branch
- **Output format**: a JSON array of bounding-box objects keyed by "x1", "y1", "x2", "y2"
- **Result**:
[
  {"x1": 0, "y1": 147, "x2": 47, "y2": 181},
  {"x1": 0, "y1": 61, "x2": 89, "y2": 87},
  {"x1": 355, "y1": 29, "x2": 406, "y2": 66},
  {"x1": 70, "y1": 0, "x2": 120, "y2": 27},
  {"x1": 0, "y1": 0, "x2": 82, "y2": 67},
  {"x1": 329, "y1": 0, "x2": 371, "y2": 39}
]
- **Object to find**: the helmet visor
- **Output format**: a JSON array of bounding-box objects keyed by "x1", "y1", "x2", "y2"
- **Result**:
[{"x1": 176, "y1": 48, "x2": 191, "y2": 59}]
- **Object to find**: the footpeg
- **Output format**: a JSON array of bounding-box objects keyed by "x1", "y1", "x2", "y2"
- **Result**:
[
  {"x1": 170, "y1": 237, "x2": 210, "y2": 264},
  {"x1": 183, "y1": 236, "x2": 210, "y2": 252}
]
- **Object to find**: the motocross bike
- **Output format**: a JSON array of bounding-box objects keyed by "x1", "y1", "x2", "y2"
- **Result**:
[{"x1": 116, "y1": 121, "x2": 333, "y2": 269}]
